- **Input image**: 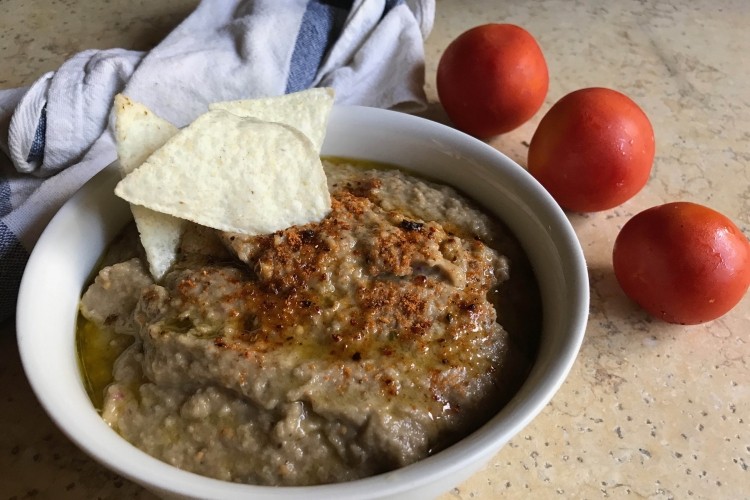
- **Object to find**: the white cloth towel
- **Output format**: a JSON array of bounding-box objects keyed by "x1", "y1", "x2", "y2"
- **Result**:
[{"x1": 0, "y1": 0, "x2": 434, "y2": 321}]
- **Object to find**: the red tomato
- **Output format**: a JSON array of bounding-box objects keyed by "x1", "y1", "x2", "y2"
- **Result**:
[
  {"x1": 436, "y1": 24, "x2": 548, "y2": 138},
  {"x1": 528, "y1": 87, "x2": 655, "y2": 212},
  {"x1": 613, "y1": 202, "x2": 750, "y2": 324}
]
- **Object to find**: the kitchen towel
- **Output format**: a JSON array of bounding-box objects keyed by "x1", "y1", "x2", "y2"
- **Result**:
[{"x1": 0, "y1": 0, "x2": 434, "y2": 322}]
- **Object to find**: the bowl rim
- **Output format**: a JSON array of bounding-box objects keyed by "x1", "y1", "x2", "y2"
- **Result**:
[{"x1": 16, "y1": 104, "x2": 588, "y2": 499}]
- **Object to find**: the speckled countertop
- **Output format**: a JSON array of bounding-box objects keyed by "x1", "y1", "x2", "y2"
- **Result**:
[{"x1": 1, "y1": 0, "x2": 748, "y2": 498}]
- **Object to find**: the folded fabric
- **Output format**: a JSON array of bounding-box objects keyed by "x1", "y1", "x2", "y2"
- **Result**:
[{"x1": 0, "y1": 0, "x2": 435, "y2": 322}]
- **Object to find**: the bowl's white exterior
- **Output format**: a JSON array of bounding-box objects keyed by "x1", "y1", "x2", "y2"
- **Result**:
[{"x1": 17, "y1": 106, "x2": 588, "y2": 499}]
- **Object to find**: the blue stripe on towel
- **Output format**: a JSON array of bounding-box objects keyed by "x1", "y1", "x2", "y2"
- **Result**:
[
  {"x1": 26, "y1": 105, "x2": 47, "y2": 166},
  {"x1": 0, "y1": 173, "x2": 12, "y2": 218},
  {"x1": 285, "y1": 0, "x2": 352, "y2": 94},
  {"x1": 383, "y1": 0, "x2": 404, "y2": 16},
  {"x1": 0, "y1": 221, "x2": 29, "y2": 322}
]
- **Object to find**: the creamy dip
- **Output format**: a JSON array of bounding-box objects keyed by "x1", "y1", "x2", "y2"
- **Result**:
[{"x1": 78, "y1": 159, "x2": 541, "y2": 486}]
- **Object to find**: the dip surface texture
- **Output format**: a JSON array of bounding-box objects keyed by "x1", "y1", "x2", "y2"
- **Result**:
[{"x1": 79, "y1": 160, "x2": 536, "y2": 486}]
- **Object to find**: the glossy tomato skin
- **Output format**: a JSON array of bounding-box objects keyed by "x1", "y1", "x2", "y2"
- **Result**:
[
  {"x1": 528, "y1": 87, "x2": 655, "y2": 212},
  {"x1": 437, "y1": 24, "x2": 548, "y2": 138},
  {"x1": 613, "y1": 202, "x2": 750, "y2": 325}
]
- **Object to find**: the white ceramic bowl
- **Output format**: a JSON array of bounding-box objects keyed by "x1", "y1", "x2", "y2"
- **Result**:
[{"x1": 17, "y1": 106, "x2": 588, "y2": 499}]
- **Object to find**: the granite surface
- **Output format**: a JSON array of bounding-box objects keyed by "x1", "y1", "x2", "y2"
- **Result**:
[{"x1": 1, "y1": 0, "x2": 748, "y2": 498}]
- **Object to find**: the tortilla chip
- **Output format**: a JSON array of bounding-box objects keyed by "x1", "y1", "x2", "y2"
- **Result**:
[
  {"x1": 113, "y1": 94, "x2": 185, "y2": 279},
  {"x1": 114, "y1": 109, "x2": 331, "y2": 235},
  {"x1": 114, "y1": 94, "x2": 179, "y2": 175},
  {"x1": 210, "y1": 87, "x2": 334, "y2": 151}
]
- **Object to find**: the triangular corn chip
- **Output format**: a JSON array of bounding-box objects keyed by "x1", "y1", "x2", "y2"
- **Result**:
[
  {"x1": 113, "y1": 94, "x2": 185, "y2": 279},
  {"x1": 114, "y1": 109, "x2": 331, "y2": 235},
  {"x1": 210, "y1": 87, "x2": 334, "y2": 151}
]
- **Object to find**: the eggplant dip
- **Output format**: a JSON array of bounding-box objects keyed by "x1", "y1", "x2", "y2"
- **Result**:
[{"x1": 78, "y1": 159, "x2": 541, "y2": 486}]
